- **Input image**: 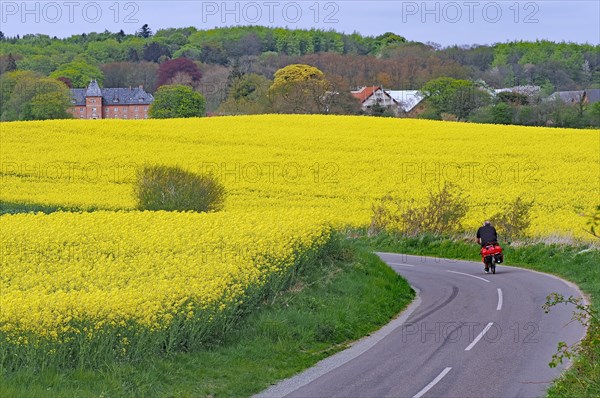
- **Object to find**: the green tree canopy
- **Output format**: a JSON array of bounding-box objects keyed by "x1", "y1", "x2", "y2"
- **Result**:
[
  {"x1": 49, "y1": 60, "x2": 103, "y2": 88},
  {"x1": 218, "y1": 73, "x2": 272, "y2": 115},
  {"x1": 0, "y1": 71, "x2": 71, "y2": 121},
  {"x1": 269, "y1": 64, "x2": 331, "y2": 113},
  {"x1": 420, "y1": 77, "x2": 491, "y2": 120},
  {"x1": 149, "y1": 84, "x2": 206, "y2": 118}
]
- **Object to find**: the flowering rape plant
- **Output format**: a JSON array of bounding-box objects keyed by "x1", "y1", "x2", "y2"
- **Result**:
[
  {"x1": 0, "y1": 209, "x2": 332, "y2": 368},
  {"x1": 0, "y1": 115, "x2": 597, "y2": 368},
  {"x1": 1, "y1": 115, "x2": 596, "y2": 236}
]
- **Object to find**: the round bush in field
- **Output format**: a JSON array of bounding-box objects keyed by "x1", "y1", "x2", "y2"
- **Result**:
[{"x1": 135, "y1": 165, "x2": 225, "y2": 212}]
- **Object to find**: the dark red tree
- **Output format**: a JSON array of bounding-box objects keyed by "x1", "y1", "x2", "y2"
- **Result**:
[
  {"x1": 156, "y1": 58, "x2": 202, "y2": 88},
  {"x1": 56, "y1": 76, "x2": 73, "y2": 88}
]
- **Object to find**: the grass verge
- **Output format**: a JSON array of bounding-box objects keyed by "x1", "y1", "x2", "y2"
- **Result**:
[
  {"x1": 355, "y1": 231, "x2": 599, "y2": 398},
  {"x1": 0, "y1": 236, "x2": 414, "y2": 397}
]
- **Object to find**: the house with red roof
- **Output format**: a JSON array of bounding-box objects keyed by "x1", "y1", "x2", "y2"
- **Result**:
[{"x1": 350, "y1": 86, "x2": 400, "y2": 115}]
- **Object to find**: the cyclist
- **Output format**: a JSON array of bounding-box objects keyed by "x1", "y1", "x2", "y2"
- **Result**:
[
  {"x1": 477, "y1": 220, "x2": 498, "y2": 247},
  {"x1": 477, "y1": 221, "x2": 499, "y2": 273}
]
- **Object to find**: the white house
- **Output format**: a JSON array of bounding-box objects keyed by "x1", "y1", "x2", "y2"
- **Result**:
[
  {"x1": 384, "y1": 90, "x2": 424, "y2": 113},
  {"x1": 350, "y1": 86, "x2": 400, "y2": 114}
]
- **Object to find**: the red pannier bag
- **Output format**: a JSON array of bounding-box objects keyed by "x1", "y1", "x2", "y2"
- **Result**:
[{"x1": 480, "y1": 243, "x2": 503, "y2": 263}]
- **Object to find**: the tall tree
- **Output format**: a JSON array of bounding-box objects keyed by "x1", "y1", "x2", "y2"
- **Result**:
[
  {"x1": 115, "y1": 29, "x2": 126, "y2": 42},
  {"x1": 128, "y1": 48, "x2": 140, "y2": 62},
  {"x1": 143, "y1": 42, "x2": 170, "y2": 63},
  {"x1": 156, "y1": 58, "x2": 202, "y2": 88},
  {"x1": 49, "y1": 60, "x2": 104, "y2": 88},
  {"x1": 101, "y1": 62, "x2": 158, "y2": 91},
  {"x1": 56, "y1": 76, "x2": 73, "y2": 88},
  {"x1": 269, "y1": 64, "x2": 332, "y2": 114},
  {"x1": 199, "y1": 45, "x2": 229, "y2": 66},
  {"x1": 217, "y1": 73, "x2": 272, "y2": 115},
  {"x1": 5, "y1": 53, "x2": 17, "y2": 72},
  {"x1": 0, "y1": 72, "x2": 71, "y2": 121},
  {"x1": 420, "y1": 77, "x2": 490, "y2": 120},
  {"x1": 149, "y1": 84, "x2": 206, "y2": 118},
  {"x1": 137, "y1": 24, "x2": 153, "y2": 39}
]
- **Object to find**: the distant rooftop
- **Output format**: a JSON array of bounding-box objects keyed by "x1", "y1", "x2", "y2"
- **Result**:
[
  {"x1": 493, "y1": 85, "x2": 541, "y2": 96},
  {"x1": 71, "y1": 80, "x2": 154, "y2": 106},
  {"x1": 550, "y1": 90, "x2": 584, "y2": 103},
  {"x1": 85, "y1": 79, "x2": 102, "y2": 97},
  {"x1": 350, "y1": 86, "x2": 382, "y2": 103},
  {"x1": 385, "y1": 90, "x2": 424, "y2": 112}
]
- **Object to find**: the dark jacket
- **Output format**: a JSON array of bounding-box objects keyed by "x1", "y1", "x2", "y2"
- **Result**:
[{"x1": 477, "y1": 225, "x2": 498, "y2": 246}]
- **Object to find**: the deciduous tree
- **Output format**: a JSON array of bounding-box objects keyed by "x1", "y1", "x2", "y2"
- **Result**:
[
  {"x1": 269, "y1": 64, "x2": 331, "y2": 114},
  {"x1": 156, "y1": 58, "x2": 202, "y2": 88},
  {"x1": 49, "y1": 60, "x2": 104, "y2": 88},
  {"x1": 420, "y1": 77, "x2": 490, "y2": 120},
  {"x1": 149, "y1": 84, "x2": 206, "y2": 118},
  {"x1": 0, "y1": 71, "x2": 71, "y2": 120}
]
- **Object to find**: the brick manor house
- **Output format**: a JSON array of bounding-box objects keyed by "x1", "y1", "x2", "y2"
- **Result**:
[{"x1": 68, "y1": 79, "x2": 154, "y2": 120}]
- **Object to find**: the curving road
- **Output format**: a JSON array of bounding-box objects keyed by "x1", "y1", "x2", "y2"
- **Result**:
[{"x1": 257, "y1": 253, "x2": 587, "y2": 398}]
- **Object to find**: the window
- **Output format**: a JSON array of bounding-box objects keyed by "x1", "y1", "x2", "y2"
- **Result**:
[
  {"x1": 92, "y1": 107, "x2": 97, "y2": 112},
  {"x1": 123, "y1": 107, "x2": 127, "y2": 112},
  {"x1": 134, "y1": 106, "x2": 138, "y2": 111},
  {"x1": 80, "y1": 108, "x2": 84, "y2": 112},
  {"x1": 123, "y1": 115, "x2": 127, "y2": 119},
  {"x1": 90, "y1": 99, "x2": 95, "y2": 103},
  {"x1": 114, "y1": 107, "x2": 118, "y2": 112},
  {"x1": 144, "y1": 107, "x2": 148, "y2": 111}
]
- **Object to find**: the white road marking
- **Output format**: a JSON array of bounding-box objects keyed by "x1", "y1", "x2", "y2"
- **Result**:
[
  {"x1": 413, "y1": 367, "x2": 452, "y2": 398},
  {"x1": 446, "y1": 270, "x2": 490, "y2": 283},
  {"x1": 465, "y1": 322, "x2": 494, "y2": 351},
  {"x1": 388, "y1": 262, "x2": 415, "y2": 267},
  {"x1": 497, "y1": 288, "x2": 503, "y2": 311}
]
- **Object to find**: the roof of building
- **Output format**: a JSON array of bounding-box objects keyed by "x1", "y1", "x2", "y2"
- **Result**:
[
  {"x1": 549, "y1": 90, "x2": 585, "y2": 103},
  {"x1": 351, "y1": 86, "x2": 381, "y2": 103},
  {"x1": 71, "y1": 80, "x2": 154, "y2": 106},
  {"x1": 85, "y1": 79, "x2": 102, "y2": 97},
  {"x1": 585, "y1": 89, "x2": 600, "y2": 104},
  {"x1": 493, "y1": 85, "x2": 541, "y2": 96},
  {"x1": 385, "y1": 90, "x2": 424, "y2": 112}
]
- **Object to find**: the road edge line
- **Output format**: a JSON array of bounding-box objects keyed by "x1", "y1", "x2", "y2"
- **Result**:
[{"x1": 254, "y1": 286, "x2": 422, "y2": 398}]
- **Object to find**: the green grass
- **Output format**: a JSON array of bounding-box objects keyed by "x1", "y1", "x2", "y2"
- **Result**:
[
  {"x1": 0, "y1": 201, "x2": 72, "y2": 215},
  {"x1": 0, "y1": 236, "x2": 414, "y2": 397},
  {"x1": 5, "y1": 229, "x2": 595, "y2": 397},
  {"x1": 356, "y1": 232, "x2": 600, "y2": 398}
]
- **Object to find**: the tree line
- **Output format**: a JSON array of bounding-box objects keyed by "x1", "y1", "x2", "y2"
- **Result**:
[{"x1": 0, "y1": 25, "x2": 598, "y2": 126}]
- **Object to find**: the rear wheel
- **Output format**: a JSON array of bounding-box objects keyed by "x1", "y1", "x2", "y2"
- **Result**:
[{"x1": 484, "y1": 256, "x2": 493, "y2": 269}]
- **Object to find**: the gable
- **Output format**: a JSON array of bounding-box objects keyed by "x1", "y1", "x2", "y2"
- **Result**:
[{"x1": 70, "y1": 87, "x2": 154, "y2": 106}]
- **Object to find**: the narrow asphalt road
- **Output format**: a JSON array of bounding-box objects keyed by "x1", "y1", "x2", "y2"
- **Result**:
[{"x1": 257, "y1": 253, "x2": 587, "y2": 398}]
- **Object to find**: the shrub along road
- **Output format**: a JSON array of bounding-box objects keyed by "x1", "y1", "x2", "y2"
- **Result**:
[{"x1": 258, "y1": 254, "x2": 586, "y2": 398}]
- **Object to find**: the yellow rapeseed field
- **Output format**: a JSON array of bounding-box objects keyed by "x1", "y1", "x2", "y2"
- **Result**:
[
  {"x1": 0, "y1": 115, "x2": 597, "y2": 366},
  {"x1": 1, "y1": 115, "x2": 597, "y2": 234},
  {"x1": 0, "y1": 209, "x2": 330, "y2": 343}
]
